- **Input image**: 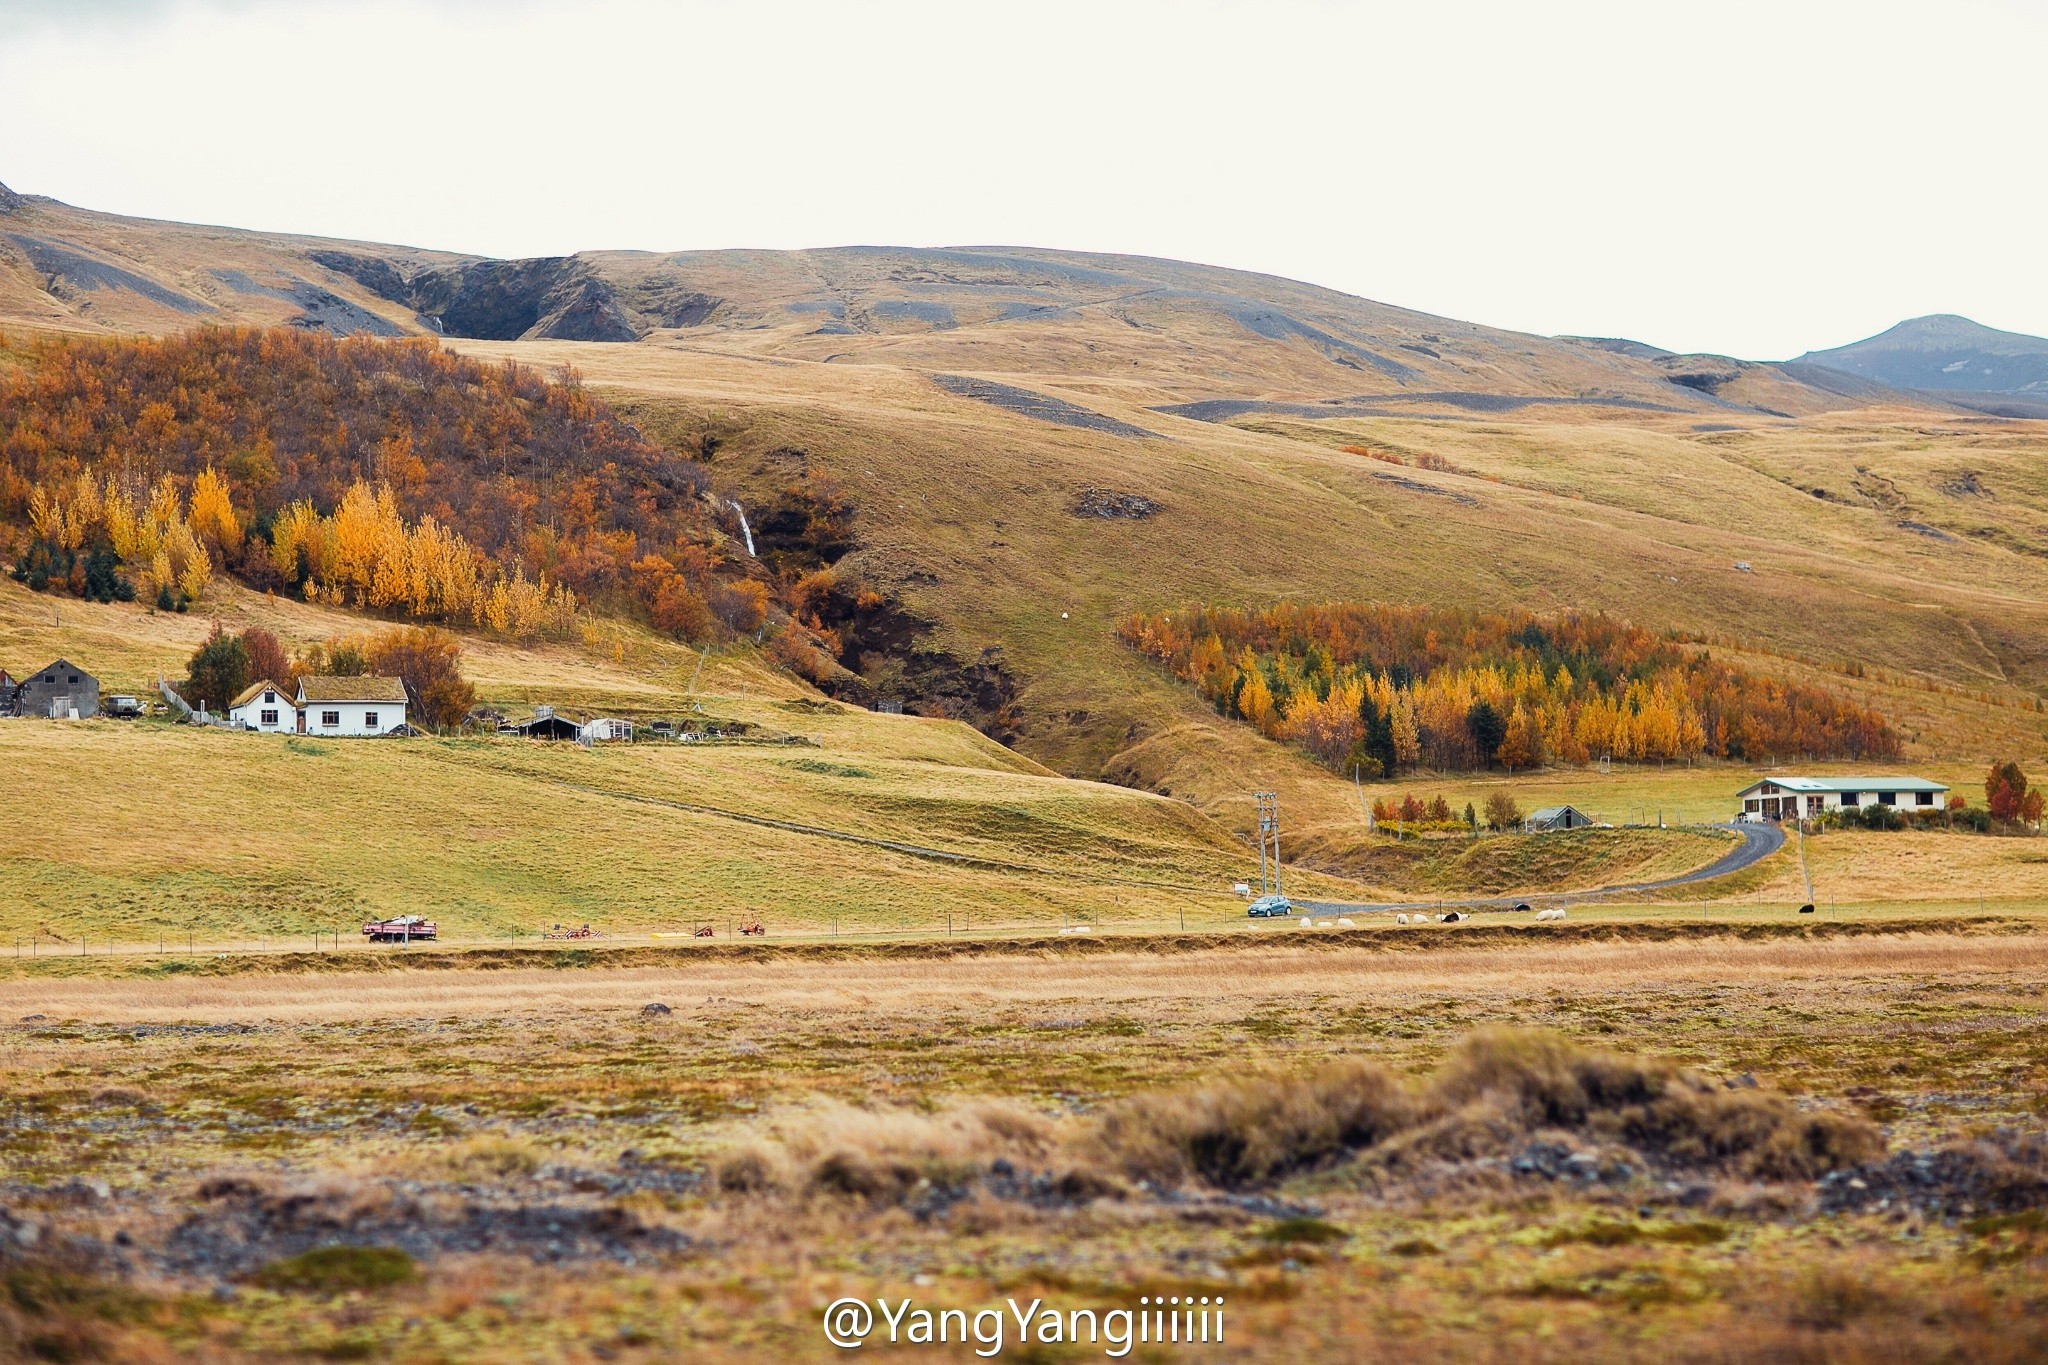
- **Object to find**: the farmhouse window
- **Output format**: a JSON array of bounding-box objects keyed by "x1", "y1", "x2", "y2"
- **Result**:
[
  {"x1": 1841, "y1": 793, "x2": 1859, "y2": 807},
  {"x1": 364, "y1": 712, "x2": 379, "y2": 729},
  {"x1": 1917, "y1": 791, "x2": 1935, "y2": 806},
  {"x1": 1744, "y1": 799, "x2": 1760, "y2": 812},
  {"x1": 263, "y1": 691, "x2": 275, "y2": 704},
  {"x1": 260, "y1": 709, "x2": 278, "y2": 726},
  {"x1": 322, "y1": 710, "x2": 341, "y2": 728},
  {"x1": 1878, "y1": 792, "x2": 1897, "y2": 806}
]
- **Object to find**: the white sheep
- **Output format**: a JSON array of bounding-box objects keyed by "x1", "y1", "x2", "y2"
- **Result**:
[
  {"x1": 1337, "y1": 918, "x2": 1355, "y2": 928},
  {"x1": 1395, "y1": 914, "x2": 1409, "y2": 925}
]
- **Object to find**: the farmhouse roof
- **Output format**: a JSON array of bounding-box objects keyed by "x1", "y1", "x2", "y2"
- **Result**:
[
  {"x1": 1528, "y1": 805, "x2": 1588, "y2": 822},
  {"x1": 229, "y1": 679, "x2": 294, "y2": 709},
  {"x1": 1736, "y1": 775, "x2": 1948, "y2": 795},
  {"x1": 297, "y1": 675, "x2": 408, "y2": 704}
]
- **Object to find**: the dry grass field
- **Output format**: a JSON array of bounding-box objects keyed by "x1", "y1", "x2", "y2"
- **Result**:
[
  {"x1": 6, "y1": 193, "x2": 2048, "y2": 1360},
  {"x1": 4, "y1": 928, "x2": 2046, "y2": 1362}
]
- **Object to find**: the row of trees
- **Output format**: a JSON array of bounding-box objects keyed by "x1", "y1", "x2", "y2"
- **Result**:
[
  {"x1": 0, "y1": 327, "x2": 772, "y2": 643},
  {"x1": 269, "y1": 480, "x2": 577, "y2": 639},
  {"x1": 1370, "y1": 791, "x2": 1525, "y2": 831},
  {"x1": 11, "y1": 469, "x2": 217, "y2": 604},
  {"x1": 1120, "y1": 602, "x2": 1900, "y2": 776},
  {"x1": 184, "y1": 622, "x2": 476, "y2": 731}
]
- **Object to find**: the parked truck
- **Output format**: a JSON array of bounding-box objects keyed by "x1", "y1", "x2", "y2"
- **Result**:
[{"x1": 362, "y1": 915, "x2": 437, "y2": 943}]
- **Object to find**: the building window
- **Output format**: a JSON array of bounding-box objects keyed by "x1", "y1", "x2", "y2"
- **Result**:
[
  {"x1": 263, "y1": 691, "x2": 275, "y2": 704},
  {"x1": 1917, "y1": 791, "x2": 1935, "y2": 806},
  {"x1": 1878, "y1": 792, "x2": 1897, "y2": 806},
  {"x1": 1841, "y1": 793, "x2": 1859, "y2": 808},
  {"x1": 322, "y1": 710, "x2": 341, "y2": 728},
  {"x1": 364, "y1": 712, "x2": 379, "y2": 729},
  {"x1": 260, "y1": 709, "x2": 278, "y2": 726},
  {"x1": 1744, "y1": 799, "x2": 1760, "y2": 812}
]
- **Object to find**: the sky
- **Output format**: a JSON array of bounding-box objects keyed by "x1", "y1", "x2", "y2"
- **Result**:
[{"x1": 1, "y1": 0, "x2": 2043, "y2": 359}]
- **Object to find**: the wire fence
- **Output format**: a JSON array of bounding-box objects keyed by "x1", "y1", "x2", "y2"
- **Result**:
[{"x1": 7, "y1": 897, "x2": 2023, "y2": 965}]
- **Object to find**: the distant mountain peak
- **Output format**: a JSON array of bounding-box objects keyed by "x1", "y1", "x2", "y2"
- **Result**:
[{"x1": 1796, "y1": 313, "x2": 2048, "y2": 397}]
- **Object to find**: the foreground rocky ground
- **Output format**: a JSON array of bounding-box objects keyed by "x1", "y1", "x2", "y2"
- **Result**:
[{"x1": 3, "y1": 924, "x2": 2046, "y2": 1361}]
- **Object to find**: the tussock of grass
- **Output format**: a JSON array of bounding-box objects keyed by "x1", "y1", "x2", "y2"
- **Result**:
[
  {"x1": 714, "y1": 1099, "x2": 1059, "y2": 1200},
  {"x1": 1092, "y1": 1058, "x2": 1416, "y2": 1188},
  {"x1": 432, "y1": 1135, "x2": 544, "y2": 1180},
  {"x1": 252, "y1": 1245, "x2": 418, "y2": 1294},
  {"x1": 1422, "y1": 1026, "x2": 1885, "y2": 1179},
  {"x1": 717, "y1": 1028, "x2": 1883, "y2": 1202}
]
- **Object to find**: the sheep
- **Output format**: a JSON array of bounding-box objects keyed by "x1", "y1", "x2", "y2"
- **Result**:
[
  {"x1": 1535, "y1": 908, "x2": 1569, "y2": 923},
  {"x1": 1395, "y1": 914, "x2": 1409, "y2": 925},
  {"x1": 1337, "y1": 918, "x2": 1355, "y2": 928}
]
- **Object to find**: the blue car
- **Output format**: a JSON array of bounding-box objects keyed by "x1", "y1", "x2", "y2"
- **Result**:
[{"x1": 1247, "y1": 894, "x2": 1294, "y2": 918}]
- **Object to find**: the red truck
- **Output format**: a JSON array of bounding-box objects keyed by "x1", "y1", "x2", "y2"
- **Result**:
[{"x1": 362, "y1": 915, "x2": 437, "y2": 943}]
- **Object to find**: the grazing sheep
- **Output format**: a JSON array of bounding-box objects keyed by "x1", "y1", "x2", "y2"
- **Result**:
[
  {"x1": 1337, "y1": 918, "x2": 1355, "y2": 928},
  {"x1": 1395, "y1": 914, "x2": 1409, "y2": 925}
]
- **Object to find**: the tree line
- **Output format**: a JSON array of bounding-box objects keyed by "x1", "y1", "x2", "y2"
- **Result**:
[
  {"x1": 1119, "y1": 601, "x2": 1900, "y2": 776},
  {"x1": 0, "y1": 327, "x2": 770, "y2": 641}
]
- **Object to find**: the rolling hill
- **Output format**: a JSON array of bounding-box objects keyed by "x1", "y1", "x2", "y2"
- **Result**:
[{"x1": 5, "y1": 176, "x2": 2048, "y2": 858}]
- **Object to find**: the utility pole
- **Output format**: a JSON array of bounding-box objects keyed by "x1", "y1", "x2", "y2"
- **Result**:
[{"x1": 1256, "y1": 792, "x2": 1282, "y2": 896}]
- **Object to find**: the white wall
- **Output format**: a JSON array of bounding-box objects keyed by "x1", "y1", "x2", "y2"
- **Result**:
[
  {"x1": 302, "y1": 700, "x2": 405, "y2": 737},
  {"x1": 228, "y1": 686, "x2": 297, "y2": 733}
]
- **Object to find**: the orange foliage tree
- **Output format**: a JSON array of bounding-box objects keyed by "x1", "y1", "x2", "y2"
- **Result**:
[{"x1": 1119, "y1": 601, "x2": 1899, "y2": 775}]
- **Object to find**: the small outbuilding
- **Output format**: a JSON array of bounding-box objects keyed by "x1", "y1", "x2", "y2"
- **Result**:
[
  {"x1": 228, "y1": 680, "x2": 299, "y2": 732},
  {"x1": 507, "y1": 712, "x2": 584, "y2": 741},
  {"x1": 15, "y1": 659, "x2": 99, "y2": 719},
  {"x1": 584, "y1": 717, "x2": 633, "y2": 742},
  {"x1": 1525, "y1": 804, "x2": 1595, "y2": 832}
]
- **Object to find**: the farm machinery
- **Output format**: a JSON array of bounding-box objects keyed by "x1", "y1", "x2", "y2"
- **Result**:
[{"x1": 362, "y1": 915, "x2": 437, "y2": 943}]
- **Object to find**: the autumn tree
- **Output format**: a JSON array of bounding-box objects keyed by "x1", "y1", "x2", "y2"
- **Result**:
[
  {"x1": 365, "y1": 626, "x2": 475, "y2": 731},
  {"x1": 1987, "y1": 761, "x2": 2031, "y2": 823},
  {"x1": 239, "y1": 627, "x2": 290, "y2": 687},
  {"x1": 1482, "y1": 791, "x2": 1523, "y2": 831},
  {"x1": 185, "y1": 622, "x2": 251, "y2": 711}
]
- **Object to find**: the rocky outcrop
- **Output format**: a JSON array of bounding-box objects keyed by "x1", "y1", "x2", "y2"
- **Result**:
[{"x1": 307, "y1": 250, "x2": 719, "y2": 342}]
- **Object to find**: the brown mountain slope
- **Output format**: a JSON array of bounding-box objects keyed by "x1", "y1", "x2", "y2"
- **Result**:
[
  {"x1": 0, "y1": 183, "x2": 1932, "y2": 418},
  {"x1": 3, "y1": 181, "x2": 2044, "y2": 840}
]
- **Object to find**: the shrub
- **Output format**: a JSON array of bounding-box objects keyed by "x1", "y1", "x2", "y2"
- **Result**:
[
  {"x1": 1483, "y1": 791, "x2": 1523, "y2": 830},
  {"x1": 184, "y1": 622, "x2": 251, "y2": 710},
  {"x1": 251, "y1": 1246, "x2": 417, "y2": 1294},
  {"x1": 365, "y1": 627, "x2": 474, "y2": 731}
]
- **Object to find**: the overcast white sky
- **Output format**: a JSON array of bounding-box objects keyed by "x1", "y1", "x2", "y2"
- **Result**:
[{"x1": 2, "y1": 0, "x2": 2042, "y2": 358}]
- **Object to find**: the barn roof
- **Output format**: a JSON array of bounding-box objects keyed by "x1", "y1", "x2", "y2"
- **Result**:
[
  {"x1": 24, "y1": 658, "x2": 94, "y2": 683},
  {"x1": 1527, "y1": 805, "x2": 1589, "y2": 821},
  {"x1": 297, "y1": 675, "x2": 408, "y2": 703}
]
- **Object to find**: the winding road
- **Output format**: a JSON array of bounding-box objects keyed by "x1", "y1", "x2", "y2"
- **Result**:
[{"x1": 1293, "y1": 820, "x2": 1787, "y2": 915}]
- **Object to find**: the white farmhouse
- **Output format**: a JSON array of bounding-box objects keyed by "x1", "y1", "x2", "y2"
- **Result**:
[
  {"x1": 1736, "y1": 775, "x2": 1949, "y2": 821},
  {"x1": 296, "y1": 676, "x2": 408, "y2": 736},
  {"x1": 227, "y1": 679, "x2": 299, "y2": 733}
]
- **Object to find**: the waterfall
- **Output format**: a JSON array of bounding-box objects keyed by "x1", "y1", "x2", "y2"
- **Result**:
[{"x1": 729, "y1": 500, "x2": 756, "y2": 557}]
